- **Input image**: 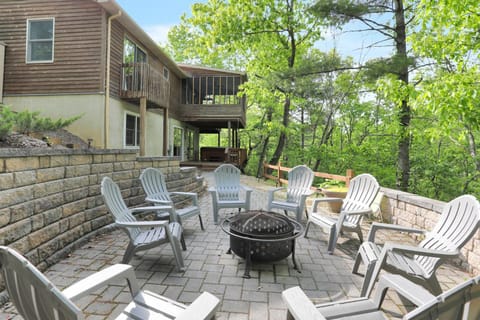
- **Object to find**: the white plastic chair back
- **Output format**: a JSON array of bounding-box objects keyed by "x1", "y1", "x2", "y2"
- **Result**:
[
  {"x1": 286, "y1": 165, "x2": 314, "y2": 204},
  {"x1": 140, "y1": 168, "x2": 172, "y2": 203},
  {"x1": 415, "y1": 194, "x2": 480, "y2": 277},
  {"x1": 101, "y1": 176, "x2": 140, "y2": 240},
  {"x1": 0, "y1": 246, "x2": 82, "y2": 320},
  {"x1": 341, "y1": 174, "x2": 380, "y2": 226},
  {"x1": 214, "y1": 164, "x2": 242, "y2": 201}
]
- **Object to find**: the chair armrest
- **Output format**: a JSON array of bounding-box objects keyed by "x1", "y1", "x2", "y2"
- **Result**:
[
  {"x1": 311, "y1": 197, "x2": 343, "y2": 211},
  {"x1": 176, "y1": 292, "x2": 220, "y2": 320},
  {"x1": 377, "y1": 274, "x2": 435, "y2": 306},
  {"x1": 63, "y1": 264, "x2": 140, "y2": 301},
  {"x1": 240, "y1": 185, "x2": 253, "y2": 192},
  {"x1": 130, "y1": 205, "x2": 172, "y2": 213},
  {"x1": 386, "y1": 243, "x2": 460, "y2": 258},
  {"x1": 116, "y1": 220, "x2": 168, "y2": 228},
  {"x1": 145, "y1": 197, "x2": 172, "y2": 205},
  {"x1": 268, "y1": 187, "x2": 285, "y2": 195},
  {"x1": 282, "y1": 286, "x2": 326, "y2": 320},
  {"x1": 367, "y1": 222, "x2": 426, "y2": 242},
  {"x1": 171, "y1": 191, "x2": 198, "y2": 198}
]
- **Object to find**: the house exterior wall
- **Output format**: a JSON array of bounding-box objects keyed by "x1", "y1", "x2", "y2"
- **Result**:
[
  {"x1": 0, "y1": 0, "x2": 105, "y2": 95},
  {"x1": 3, "y1": 94, "x2": 105, "y2": 147}
]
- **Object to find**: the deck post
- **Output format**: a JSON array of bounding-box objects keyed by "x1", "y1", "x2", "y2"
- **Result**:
[{"x1": 139, "y1": 97, "x2": 147, "y2": 156}]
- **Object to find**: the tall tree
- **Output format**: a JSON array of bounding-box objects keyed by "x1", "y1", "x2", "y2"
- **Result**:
[{"x1": 311, "y1": 0, "x2": 415, "y2": 191}]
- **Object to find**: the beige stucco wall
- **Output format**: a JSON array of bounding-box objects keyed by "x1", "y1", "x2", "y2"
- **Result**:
[
  {"x1": 108, "y1": 98, "x2": 164, "y2": 156},
  {"x1": 3, "y1": 94, "x2": 105, "y2": 147},
  {"x1": 3, "y1": 95, "x2": 167, "y2": 156}
]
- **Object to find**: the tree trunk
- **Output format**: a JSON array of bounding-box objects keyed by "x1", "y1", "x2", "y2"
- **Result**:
[
  {"x1": 269, "y1": 95, "x2": 291, "y2": 166},
  {"x1": 394, "y1": 0, "x2": 411, "y2": 191}
]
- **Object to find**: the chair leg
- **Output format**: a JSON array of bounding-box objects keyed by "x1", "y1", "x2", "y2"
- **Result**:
[
  {"x1": 169, "y1": 224, "x2": 186, "y2": 272},
  {"x1": 327, "y1": 225, "x2": 337, "y2": 254},
  {"x1": 360, "y1": 260, "x2": 377, "y2": 297},
  {"x1": 180, "y1": 234, "x2": 187, "y2": 251},
  {"x1": 122, "y1": 242, "x2": 136, "y2": 264},
  {"x1": 352, "y1": 251, "x2": 363, "y2": 275},
  {"x1": 356, "y1": 226, "x2": 364, "y2": 243},
  {"x1": 426, "y1": 275, "x2": 442, "y2": 296},
  {"x1": 304, "y1": 221, "x2": 311, "y2": 238},
  {"x1": 198, "y1": 215, "x2": 204, "y2": 230}
]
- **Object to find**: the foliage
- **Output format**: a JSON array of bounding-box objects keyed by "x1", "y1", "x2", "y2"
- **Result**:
[
  {"x1": 0, "y1": 106, "x2": 16, "y2": 138},
  {"x1": 166, "y1": 0, "x2": 480, "y2": 201},
  {"x1": 0, "y1": 104, "x2": 82, "y2": 138}
]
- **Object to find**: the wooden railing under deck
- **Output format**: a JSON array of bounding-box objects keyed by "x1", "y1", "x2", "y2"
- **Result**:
[
  {"x1": 263, "y1": 161, "x2": 354, "y2": 188},
  {"x1": 120, "y1": 62, "x2": 170, "y2": 108}
]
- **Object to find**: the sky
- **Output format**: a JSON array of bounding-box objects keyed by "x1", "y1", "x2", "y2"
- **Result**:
[
  {"x1": 116, "y1": 0, "x2": 202, "y2": 45},
  {"x1": 115, "y1": 0, "x2": 392, "y2": 63}
]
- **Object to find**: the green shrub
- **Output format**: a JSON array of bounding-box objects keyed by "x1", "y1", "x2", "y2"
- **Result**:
[
  {"x1": 0, "y1": 104, "x2": 82, "y2": 138},
  {"x1": 0, "y1": 105, "x2": 16, "y2": 138}
]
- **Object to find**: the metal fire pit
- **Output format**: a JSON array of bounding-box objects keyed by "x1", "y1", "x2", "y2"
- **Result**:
[{"x1": 220, "y1": 210, "x2": 304, "y2": 278}]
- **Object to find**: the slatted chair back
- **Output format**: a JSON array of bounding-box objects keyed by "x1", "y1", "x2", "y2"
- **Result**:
[
  {"x1": 0, "y1": 246, "x2": 82, "y2": 320},
  {"x1": 340, "y1": 174, "x2": 380, "y2": 227},
  {"x1": 286, "y1": 165, "x2": 314, "y2": 204},
  {"x1": 406, "y1": 275, "x2": 480, "y2": 320},
  {"x1": 214, "y1": 164, "x2": 242, "y2": 201},
  {"x1": 139, "y1": 168, "x2": 172, "y2": 203},
  {"x1": 101, "y1": 176, "x2": 140, "y2": 240},
  {"x1": 415, "y1": 194, "x2": 480, "y2": 278}
]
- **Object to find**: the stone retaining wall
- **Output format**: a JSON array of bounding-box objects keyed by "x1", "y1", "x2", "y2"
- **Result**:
[
  {"x1": 380, "y1": 187, "x2": 480, "y2": 275},
  {"x1": 0, "y1": 148, "x2": 204, "y2": 272}
]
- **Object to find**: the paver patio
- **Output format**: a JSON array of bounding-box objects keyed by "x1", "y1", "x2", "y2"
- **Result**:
[{"x1": 0, "y1": 170, "x2": 473, "y2": 319}]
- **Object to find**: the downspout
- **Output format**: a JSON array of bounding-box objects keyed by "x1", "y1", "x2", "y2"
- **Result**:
[{"x1": 104, "y1": 10, "x2": 121, "y2": 148}]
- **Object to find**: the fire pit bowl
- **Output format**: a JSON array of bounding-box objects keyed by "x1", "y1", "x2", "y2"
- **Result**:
[{"x1": 220, "y1": 210, "x2": 304, "y2": 278}]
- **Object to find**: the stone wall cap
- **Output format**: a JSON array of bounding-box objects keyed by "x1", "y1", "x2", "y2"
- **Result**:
[{"x1": 0, "y1": 148, "x2": 137, "y2": 158}]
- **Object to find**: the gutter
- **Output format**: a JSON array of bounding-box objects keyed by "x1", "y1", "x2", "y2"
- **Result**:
[{"x1": 104, "y1": 10, "x2": 122, "y2": 148}]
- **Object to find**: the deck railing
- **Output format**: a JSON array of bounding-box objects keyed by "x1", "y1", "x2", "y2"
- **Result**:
[
  {"x1": 263, "y1": 161, "x2": 354, "y2": 189},
  {"x1": 200, "y1": 147, "x2": 247, "y2": 168},
  {"x1": 120, "y1": 62, "x2": 170, "y2": 107}
]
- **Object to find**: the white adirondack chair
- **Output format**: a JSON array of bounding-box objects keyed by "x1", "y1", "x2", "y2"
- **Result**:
[
  {"x1": 353, "y1": 194, "x2": 480, "y2": 297},
  {"x1": 101, "y1": 176, "x2": 185, "y2": 270},
  {"x1": 282, "y1": 273, "x2": 480, "y2": 320},
  {"x1": 209, "y1": 163, "x2": 252, "y2": 224},
  {"x1": 0, "y1": 246, "x2": 220, "y2": 320},
  {"x1": 140, "y1": 167, "x2": 204, "y2": 230},
  {"x1": 305, "y1": 173, "x2": 380, "y2": 254},
  {"x1": 267, "y1": 165, "x2": 315, "y2": 222}
]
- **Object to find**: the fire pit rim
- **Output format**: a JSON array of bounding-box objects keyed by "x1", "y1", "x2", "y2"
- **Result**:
[{"x1": 220, "y1": 211, "x2": 304, "y2": 242}]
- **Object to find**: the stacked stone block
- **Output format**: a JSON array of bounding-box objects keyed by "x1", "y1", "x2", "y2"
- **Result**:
[{"x1": 0, "y1": 149, "x2": 203, "y2": 272}]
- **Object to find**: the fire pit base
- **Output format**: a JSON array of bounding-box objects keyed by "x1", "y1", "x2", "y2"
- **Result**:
[{"x1": 220, "y1": 210, "x2": 304, "y2": 278}]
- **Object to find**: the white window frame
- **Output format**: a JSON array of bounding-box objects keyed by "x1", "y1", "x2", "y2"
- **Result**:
[
  {"x1": 26, "y1": 17, "x2": 55, "y2": 63},
  {"x1": 124, "y1": 111, "x2": 141, "y2": 149}
]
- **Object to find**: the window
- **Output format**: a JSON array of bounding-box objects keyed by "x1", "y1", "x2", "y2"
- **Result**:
[
  {"x1": 125, "y1": 113, "x2": 140, "y2": 147},
  {"x1": 26, "y1": 18, "x2": 54, "y2": 63},
  {"x1": 163, "y1": 67, "x2": 169, "y2": 81}
]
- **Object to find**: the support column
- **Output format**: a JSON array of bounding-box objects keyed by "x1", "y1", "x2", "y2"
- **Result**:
[
  {"x1": 139, "y1": 97, "x2": 147, "y2": 156},
  {"x1": 228, "y1": 121, "x2": 232, "y2": 148},
  {"x1": 163, "y1": 107, "x2": 169, "y2": 156}
]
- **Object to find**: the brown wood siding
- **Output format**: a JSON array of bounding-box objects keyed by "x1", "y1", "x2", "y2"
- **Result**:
[
  {"x1": 0, "y1": 0, "x2": 105, "y2": 95},
  {"x1": 109, "y1": 20, "x2": 124, "y2": 99}
]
